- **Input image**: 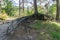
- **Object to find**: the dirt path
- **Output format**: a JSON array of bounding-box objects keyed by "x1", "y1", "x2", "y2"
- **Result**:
[
  {"x1": 0, "y1": 20, "x2": 17, "y2": 40},
  {"x1": 0, "y1": 23, "x2": 11, "y2": 40}
]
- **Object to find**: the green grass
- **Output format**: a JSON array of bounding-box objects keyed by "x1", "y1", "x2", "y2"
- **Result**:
[
  {"x1": 30, "y1": 20, "x2": 60, "y2": 40},
  {"x1": 48, "y1": 23, "x2": 60, "y2": 40},
  {"x1": 49, "y1": 31, "x2": 60, "y2": 40}
]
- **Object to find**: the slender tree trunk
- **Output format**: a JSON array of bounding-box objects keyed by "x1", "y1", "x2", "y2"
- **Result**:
[
  {"x1": 19, "y1": 0, "x2": 20, "y2": 16},
  {"x1": 22, "y1": 0, "x2": 24, "y2": 12},
  {"x1": 0, "y1": 1, "x2": 1, "y2": 14},
  {"x1": 33, "y1": 0, "x2": 38, "y2": 14},
  {"x1": 56, "y1": 0, "x2": 60, "y2": 20},
  {"x1": 27, "y1": 7, "x2": 29, "y2": 14}
]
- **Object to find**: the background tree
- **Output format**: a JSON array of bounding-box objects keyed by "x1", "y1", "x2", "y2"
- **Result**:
[
  {"x1": 22, "y1": 0, "x2": 24, "y2": 12},
  {"x1": 19, "y1": 0, "x2": 21, "y2": 16},
  {"x1": 56, "y1": 0, "x2": 60, "y2": 20},
  {"x1": 0, "y1": 0, "x2": 1, "y2": 14}
]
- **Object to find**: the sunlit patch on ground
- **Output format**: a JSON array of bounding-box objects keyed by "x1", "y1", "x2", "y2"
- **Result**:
[{"x1": 50, "y1": 21, "x2": 60, "y2": 27}]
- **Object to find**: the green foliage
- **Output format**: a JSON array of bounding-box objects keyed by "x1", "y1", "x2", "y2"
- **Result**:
[
  {"x1": 21, "y1": 8, "x2": 34, "y2": 16},
  {"x1": 38, "y1": 6, "x2": 45, "y2": 14},
  {"x1": 49, "y1": 4, "x2": 56, "y2": 14},
  {"x1": 3, "y1": 0, "x2": 16, "y2": 16}
]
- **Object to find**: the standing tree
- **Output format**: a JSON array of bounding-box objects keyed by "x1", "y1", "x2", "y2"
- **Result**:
[
  {"x1": 22, "y1": 0, "x2": 24, "y2": 12},
  {"x1": 19, "y1": 0, "x2": 21, "y2": 16},
  {"x1": 56, "y1": 0, "x2": 60, "y2": 20},
  {"x1": 0, "y1": 0, "x2": 1, "y2": 14},
  {"x1": 33, "y1": 0, "x2": 39, "y2": 19},
  {"x1": 33, "y1": 0, "x2": 38, "y2": 14}
]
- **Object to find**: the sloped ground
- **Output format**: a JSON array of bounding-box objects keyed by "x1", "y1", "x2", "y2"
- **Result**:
[
  {"x1": 7, "y1": 19, "x2": 60, "y2": 40},
  {"x1": 29, "y1": 20, "x2": 60, "y2": 40},
  {"x1": 8, "y1": 19, "x2": 38, "y2": 40}
]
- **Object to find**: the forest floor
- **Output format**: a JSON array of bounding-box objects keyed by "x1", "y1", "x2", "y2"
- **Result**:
[{"x1": 7, "y1": 18, "x2": 60, "y2": 40}]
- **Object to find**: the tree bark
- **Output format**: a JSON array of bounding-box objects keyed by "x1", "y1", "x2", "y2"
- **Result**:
[
  {"x1": 56, "y1": 0, "x2": 60, "y2": 20},
  {"x1": 33, "y1": 0, "x2": 38, "y2": 14},
  {"x1": 19, "y1": 0, "x2": 20, "y2": 16},
  {"x1": 0, "y1": 1, "x2": 1, "y2": 14},
  {"x1": 22, "y1": 0, "x2": 24, "y2": 12}
]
